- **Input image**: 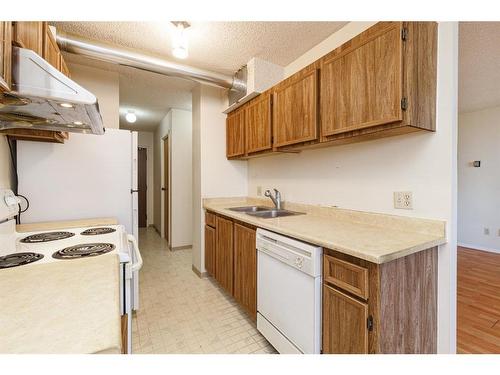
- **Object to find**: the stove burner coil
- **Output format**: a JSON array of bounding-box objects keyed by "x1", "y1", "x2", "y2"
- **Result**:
[
  {"x1": 52, "y1": 243, "x2": 115, "y2": 259},
  {"x1": 20, "y1": 231, "x2": 75, "y2": 243},
  {"x1": 81, "y1": 227, "x2": 116, "y2": 236},
  {"x1": 0, "y1": 252, "x2": 44, "y2": 268}
]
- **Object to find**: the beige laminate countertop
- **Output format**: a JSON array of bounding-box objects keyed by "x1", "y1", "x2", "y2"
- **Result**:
[
  {"x1": 16, "y1": 217, "x2": 119, "y2": 232},
  {"x1": 203, "y1": 197, "x2": 446, "y2": 264}
]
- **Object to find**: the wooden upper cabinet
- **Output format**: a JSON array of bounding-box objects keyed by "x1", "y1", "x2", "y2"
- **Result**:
[
  {"x1": 215, "y1": 216, "x2": 234, "y2": 295},
  {"x1": 323, "y1": 284, "x2": 369, "y2": 354},
  {"x1": 273, "y1": 65, "x2": 318, "y2": 148},
  {"x1": 245, "y1": 92, "x2": 272, "y2": 154},
  {"x1": 0, "y1": 21, "x2": 12, "y2": 92},
  {"x1": 226, "y1": 108, "x2": 245, "y2": 158},
  {"x1": 43, "y1": 24, "x2": 60, "y2": 70},
  {"x1": 60, "y1": 55, "x2": 70, "y2": 77},
  {"x1": 12, "y1": 22, "x2": 44, "y2": 55},
  {"x1": 233, "y1": 223, "x2": 257, "y2": 321},
  {"x1": 321, "y1": 22, "x2": 403, "y2": 137}
]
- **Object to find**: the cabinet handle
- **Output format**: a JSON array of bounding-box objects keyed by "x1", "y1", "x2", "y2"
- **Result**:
[{"x1": 367, "y1": 315, "x2": 374, "y2": 331}]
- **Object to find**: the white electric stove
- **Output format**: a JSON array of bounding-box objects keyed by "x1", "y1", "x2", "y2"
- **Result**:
[{"x1": 0, "y1": 189, "x2": 142, "y2": 354}]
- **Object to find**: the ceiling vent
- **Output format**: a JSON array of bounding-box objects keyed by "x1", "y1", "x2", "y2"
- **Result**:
[{"x1": 223, "y1": 58, "x2": 284, "y2": 114}]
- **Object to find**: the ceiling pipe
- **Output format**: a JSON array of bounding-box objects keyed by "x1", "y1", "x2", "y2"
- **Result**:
[{"x1": 56, "y1": 31, "x2": 246, "y2": 93}]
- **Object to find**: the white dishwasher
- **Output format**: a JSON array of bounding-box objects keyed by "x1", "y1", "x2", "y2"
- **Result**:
[{"x1": 256, "y1": 228, "x2": 322, "y2": 354}]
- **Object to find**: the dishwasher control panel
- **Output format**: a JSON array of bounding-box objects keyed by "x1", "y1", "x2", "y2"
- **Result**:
[{"x1": 256, "y1": 228, "x2": 322, "y2": 277}]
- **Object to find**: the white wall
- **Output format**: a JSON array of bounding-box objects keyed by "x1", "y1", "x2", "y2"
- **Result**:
[
  {"x1": 68, "y1": 63, "x2": 120, "y2": 129},
  {"x1": 137, "y1": 131, "x2": 154, "y2": 226},
  {"x1": 247, "y1": 22, "x2": 458, "y2": 353},
  {"x1": 192, "y1": 84, "x2": 248, "y2": 273},
  {"x1": 458, "y1": 106, "x2": 500, "y2": 253},
  {"x1": 0, "y1": 136, "x2": 12, "y2": 189},
  {"x1": 155, "y1": 109, "x2": 193, "y2": 248}
]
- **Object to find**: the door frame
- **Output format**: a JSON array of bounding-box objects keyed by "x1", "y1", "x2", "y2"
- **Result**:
[
  {"x1": 161, "y1": 134, "x2": 171, "y2": 246},
  {"x1": 137, "y1": 147, "x2": 148, "y2": 228}
]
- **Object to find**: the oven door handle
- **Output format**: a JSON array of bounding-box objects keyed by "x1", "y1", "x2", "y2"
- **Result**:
[{"x1": 127, "y1": 234, "x2": 143, "y2": 272}]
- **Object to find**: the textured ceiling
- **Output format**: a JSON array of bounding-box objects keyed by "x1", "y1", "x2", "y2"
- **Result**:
[
  {"x1": 118, "y1": 65, "x2": 194, "y2": 131},
  {"x1": 53, "y1": 22, "x2": 348, "y2": 75},
  {"x1": 459, "y1": 22, "x2": 500, "y2": 113},
  {"x1": 54, "y1": 21, "x2": 347, "y2": 132}
]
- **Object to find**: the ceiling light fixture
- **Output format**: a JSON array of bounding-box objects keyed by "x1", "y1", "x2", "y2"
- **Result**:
[
  {"x1": 125, "y1": 110, "x2": 137, "y2": 123},
  {"x1": 59, "y1": 102, "x2": 74, "y2": 108},
  {"x1": 171, "y1": 21, "x2": 190, "y2": 59}
]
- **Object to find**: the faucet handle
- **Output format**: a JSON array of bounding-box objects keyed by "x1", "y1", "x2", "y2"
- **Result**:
[{"x1": 264, "y1": 189, "x2": 272, "y2": 197}]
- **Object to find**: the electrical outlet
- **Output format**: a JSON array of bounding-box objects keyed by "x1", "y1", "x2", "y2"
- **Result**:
[
  {"x1": 256, "y1": 186, "x2": 262, "y2": 196},
  {"x1": 394, "y1": 191, "x2": 413, "y2": 210},
  {"x1": 484, "y1": 227, "x2": 490, "y2": 235}
]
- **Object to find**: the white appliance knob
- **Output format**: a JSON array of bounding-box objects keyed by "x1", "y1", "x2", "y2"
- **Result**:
[{"x1": 295, "y1": 257, "x2": 303, "y2": 268}]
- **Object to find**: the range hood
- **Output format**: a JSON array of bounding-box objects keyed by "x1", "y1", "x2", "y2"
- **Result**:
[{"x1": 0, "y1": 47, "x2": 104, "y2": 135}]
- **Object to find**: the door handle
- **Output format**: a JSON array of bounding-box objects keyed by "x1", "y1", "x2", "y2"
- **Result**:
[
  {"x1": 161, "y1": 187, "x2": 166, "y2": 191},
  {"x1": 130, "y1": 189, "x2": 139, "y2": 193}
]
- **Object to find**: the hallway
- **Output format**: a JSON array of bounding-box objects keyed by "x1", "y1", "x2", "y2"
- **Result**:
[{"x1": 131, "y1": 228, "x2": 276, "y2": 354}]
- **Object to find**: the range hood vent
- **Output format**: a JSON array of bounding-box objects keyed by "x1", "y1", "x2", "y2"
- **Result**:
[
  {"x1": 223, "y1": 58, "x2": 284, "y2": 114},
  {"x1": 0, "y1": 47, "x2": 104, "y2": 135}
]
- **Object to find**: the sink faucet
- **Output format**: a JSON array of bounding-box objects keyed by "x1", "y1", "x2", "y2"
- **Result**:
[{"x1": 264, "y1": 189, "x2": 282, "y2": 210}]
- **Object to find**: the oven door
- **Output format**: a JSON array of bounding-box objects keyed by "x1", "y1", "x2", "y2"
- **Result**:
[{"x1": 127, "y1": 234, "x2": 143, "y2": 311}]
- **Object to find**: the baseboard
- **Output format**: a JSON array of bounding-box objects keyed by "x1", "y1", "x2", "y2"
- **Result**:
[
  {"x1": 192, "y1": 264, "x2": 208, "y2": 279},
  {"x1": 152, "y1": 225, "x2": 161, "y2": 236},
  {"x1": 171, "y1": 245, "x2": 192, "y2": 251},
  {"x1": 458, "y1": 242, "x2": 500, "y2": 254}
]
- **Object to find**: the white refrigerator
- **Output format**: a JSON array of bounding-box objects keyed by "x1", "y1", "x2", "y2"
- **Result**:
[{"x1": 17, "y1": 128, "x2": 139, "y2": 240}]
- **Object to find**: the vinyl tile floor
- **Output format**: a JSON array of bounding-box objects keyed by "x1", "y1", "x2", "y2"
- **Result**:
[{"x1": 131, "y1": 227, "x2": 277, "y2": 354}]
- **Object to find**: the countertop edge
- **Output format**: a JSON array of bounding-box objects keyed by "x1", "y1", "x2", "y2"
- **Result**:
[{"x1": 203, "y1": 203, "x2": 446, "y2": 264}]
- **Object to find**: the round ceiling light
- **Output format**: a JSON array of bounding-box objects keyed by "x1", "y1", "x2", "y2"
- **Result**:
[{"x1": 125, "y1": 111, "x2": 137, "y2": 123}]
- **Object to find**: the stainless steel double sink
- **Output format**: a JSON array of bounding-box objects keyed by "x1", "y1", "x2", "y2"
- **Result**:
[{"x1": 228, "y1": 206, "x2": 304, "y2": 219}]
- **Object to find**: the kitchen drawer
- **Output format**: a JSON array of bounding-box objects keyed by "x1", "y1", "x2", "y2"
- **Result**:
[
  {"x1": 205, "y1": 211, "x2": 216, "y2": 228},
  {"x1": 323, "y1": 254, "x2": 369, "y2": 300}
]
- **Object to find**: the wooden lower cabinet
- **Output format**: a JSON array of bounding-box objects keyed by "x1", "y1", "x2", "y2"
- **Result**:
[
  {"x1": 322, "y1": 247, "x2": 438, "y2": 354},
  {"x1": 233, "y1": 223, "x2": 257, "y2": 321},
  {"x1": 204, "y1": 224, "x2": 216, "y2": 277},
  {"x1": 323, "y1": 285, "x2": 369, "y2": 354},
  {"x1": 215, "y1": 216, "x2": 234, "y2": 295},
  {"x1": 0, "y1": 21, "x2": 12, "y2": 92},
  {"x1": 121, "y1": 314, "x2": 128, "y2": 354},
  {"x1": 207, "y1": 212, "x2": 258, "y2": 321}
]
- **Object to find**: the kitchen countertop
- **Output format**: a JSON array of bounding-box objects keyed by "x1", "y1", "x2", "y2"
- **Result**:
[
  {"x1": 203, "y1": 197, "x2": 446, "y2": 264},
  {"x1": 16, "y1": 217, "x2": 119, "y2": 232}
]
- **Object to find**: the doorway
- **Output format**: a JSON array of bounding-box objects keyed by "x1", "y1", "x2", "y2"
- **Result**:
[
  {"x1": 138, "y1": 147, "x2": 148, "y2": 228},
  {"x1": 163, "y1": 136, "x2": 170, "y2": 244}
]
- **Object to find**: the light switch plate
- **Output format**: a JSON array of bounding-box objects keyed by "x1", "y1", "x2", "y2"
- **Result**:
[{"x1": 394, "y1": 191, "x2": 413, "y2": 210}]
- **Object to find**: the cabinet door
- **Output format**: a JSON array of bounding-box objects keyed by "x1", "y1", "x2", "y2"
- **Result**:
[
  {"x1": 0, "y1": 21, "x2": 12, "y2": 92},
  {"x1": 273, "y1": 68, "x2": 318, "y2": 147},
  {"x1": 233, "y1": 223, "x2": 257, "y2": 321},
  {"x1": 204, "y1": 225, "x2": 216, "y2": 277},
  {"x1": 60, "y1": 55, "x2": 70, "y2": 77},
  {"x1": 215, "y1": 216, "x2": 234, "y2": 295},
  {"x1": 43, "y1": 24, "x2": 60, "y2": 70},
  {"x1": 323, "y1": 284, "x2": 369, "y2": 354},
  {"x1": 245, "y1": 94, "x2": 272, "y2": 154},
  {"x1": 321, "y1": 23, "x2": 403, "y2": 137},
  {"x1": 12, "y1": 21, "x2": 44, "y2": 55},
  {"x1": 226, "y1": 109, "x2": 245, "y2": 158}
]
